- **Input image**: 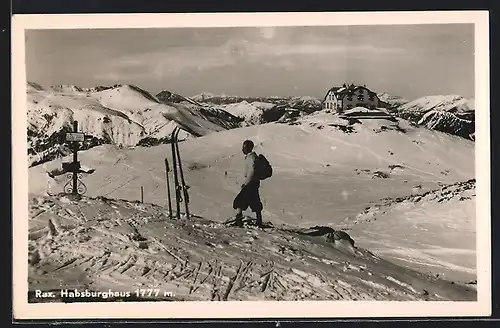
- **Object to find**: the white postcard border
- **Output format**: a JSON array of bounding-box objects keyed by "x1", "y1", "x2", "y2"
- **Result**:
[{"x1": 11, "y1": 11, "x2": 491, "y2": 319}]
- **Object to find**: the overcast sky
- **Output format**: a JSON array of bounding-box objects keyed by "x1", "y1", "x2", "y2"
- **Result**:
[{"x1": 25, "y1": 24, "x2": 474, "y2": 100}]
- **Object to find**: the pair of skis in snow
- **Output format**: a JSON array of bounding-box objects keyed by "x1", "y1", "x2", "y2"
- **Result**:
[{"x1": 165, "y1": 126, "x2": 190, "y2": 220}]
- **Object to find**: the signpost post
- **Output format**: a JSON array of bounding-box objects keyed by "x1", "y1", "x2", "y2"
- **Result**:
[{"x1": 62, "y1": 120, "x2": 86, "y2": 197}]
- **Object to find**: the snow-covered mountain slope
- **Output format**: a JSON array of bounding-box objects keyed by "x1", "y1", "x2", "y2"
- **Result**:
[
  {"x1": 416, "y1": 110, "x2": 475, "y2": 139},
  {"x1": 29, "y1": 118, "x2": 475, "y2": 283},
  {"x1": 345, "y1": 179, "x2": 476, "y2": 283},
  {"x1": 189, "y1": 94, "x2": 323, "y2": 126},
  {"x1": 26, "y1": 83, "x2": 241, "y2": 167},
  {"x1": 377, "y1": 92, "x2": 409, "y2": 109},
  {"x1": 398, "y1": 95, "x2": 474, "y2": 115},
  {"x1": 155, "y1": 89, "x2": 244, "y2": 130},
  {"x1": 218, "y1": 101, "x2": 282, "y2": 126},
  {"x1": 286, "y1": 96, "x2": 324, "y2": 113},
  {"x1": 29, "y1": 119, "x2": 475, "y2": 220},
  {"x1": 380, "y1": 94, "x2": 475, "y2": 140},
  {"x1": 28, "y1": 194, "x2": 476, "y2": 302}
]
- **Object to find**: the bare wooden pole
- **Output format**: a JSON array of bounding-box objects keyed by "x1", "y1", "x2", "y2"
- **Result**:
[
  {"x1": 71, "y1": 120, "x2": 79, "y2": 196},
  {"x1": 171, "y1": 127, "x2": 181, "y2": 219},
  {"x1": 165, "y1": 158, "x2": 173, "y2": 218},
  {"x1": 174, "y1": 135, "x2": 190, "y2": 220}
]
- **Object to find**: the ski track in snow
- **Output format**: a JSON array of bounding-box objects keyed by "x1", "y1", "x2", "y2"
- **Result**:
[
  {"x1": 322, "y1": 133, "x2": 446, "y2": 180},
  {"x1": 27, "y1": 195, "x2": 476, "y2": 302},
  {"x1": 399, "y1": 133, "x2": 471, "y2": 178}
]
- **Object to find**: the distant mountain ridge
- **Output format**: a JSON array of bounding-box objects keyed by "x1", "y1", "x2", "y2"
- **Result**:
[
  {"x1": 377, "y1": 92, "x2": 410, "y2": 109},
  {"x1": 25, "y1": 82, "x2": 476, "y2": 168},
  {"x1": 377, "y1": 93, "x2": 475, "y2": 140},
  {"x1": 26, "y1": 82, "x2": 241, "y2": 167},
  {"x1": 194, "y1": 92, "x2": 475, "y2": 140},
  {"x1": 191, "y1": 93, "x2": 323, "y2": 113},
  {"x1": 188, "y1": 93, "x2": 324, "y2": 127}
]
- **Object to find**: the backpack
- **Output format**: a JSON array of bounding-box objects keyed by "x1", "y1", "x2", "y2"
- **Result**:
[{"x1": 254, "y1": 154, "x2": 273, "y2": 180}]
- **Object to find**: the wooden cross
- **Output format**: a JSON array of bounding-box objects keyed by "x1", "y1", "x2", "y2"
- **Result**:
[{"x1": 62, "y1": 120, "x2": 85, "y2": 195}]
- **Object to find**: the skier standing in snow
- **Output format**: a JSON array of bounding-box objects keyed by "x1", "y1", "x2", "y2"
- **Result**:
[{"x1": 233, "y1": 140, "x2": 264, "y2": 227}]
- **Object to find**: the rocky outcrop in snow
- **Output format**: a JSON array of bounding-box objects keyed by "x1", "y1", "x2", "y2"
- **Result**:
[
  {"x1": 50, "y1": 85, "x2": 85, "y2": 93},
  {"x1": 371, "y1": 179, "x2": 476, "y2": 210},
  {"x1": 156, "y1": 89, "x2": 188, "y2": 104},
  {"x1": 417, "y1": 110, "x2": 474, "y2": 139},
  {"x1": 156, "y1": 89, "x2": 244, "y2": 129}
]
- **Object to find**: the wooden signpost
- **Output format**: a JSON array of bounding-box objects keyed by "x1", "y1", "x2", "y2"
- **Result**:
[
  {"x1": 62, "y1": 120, "x2": 87, "y2": 196},
  {"x1": 65, "y1": 132, "x2": 85, "y2": 142}
]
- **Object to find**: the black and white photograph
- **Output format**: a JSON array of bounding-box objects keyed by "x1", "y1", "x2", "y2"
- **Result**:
[{"x1": 12, "y1": 11, "x2": 490, "y2": 319}]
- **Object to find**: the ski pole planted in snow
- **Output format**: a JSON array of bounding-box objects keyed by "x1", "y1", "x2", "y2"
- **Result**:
[
  {"x1": 165, "y1": 158, "x2": 173, "y2": 218},
  {"x1": 169, "y1": 126, "x2": 191, "y2": 220},
  {"x1": 171, "y1": 127, "x2": 181, "y2": 220},
  {"x1": 174, "y1": 133, "x2": 190, "y2": 220}
]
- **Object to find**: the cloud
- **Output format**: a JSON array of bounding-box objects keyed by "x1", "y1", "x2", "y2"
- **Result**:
[
  {"x1": 250, "y1": 43, "x2": 404, "y2": 57},
  {"x1": 93, "y1": 71, "x2": 122, "y2": 82},
  {"x1": 92, "y1": 34, "x2": 405, "y2": 83},
  {"x1": 96, "y1": 46, "x2": 239, "y2": 82},
  {"x1": 25, "y1": 25, "x2": 474, "y2": 100}
]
